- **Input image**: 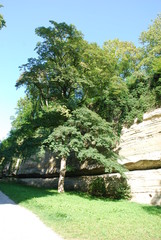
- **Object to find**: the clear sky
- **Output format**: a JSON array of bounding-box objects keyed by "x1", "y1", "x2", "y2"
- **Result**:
[{"x1": 0, "y1": 0, "x2": 161, "y2": 140}]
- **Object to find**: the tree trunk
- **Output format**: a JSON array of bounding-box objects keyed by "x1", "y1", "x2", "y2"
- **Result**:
[{"x1": 58, "y1": 157, "x2": 67, "y2": 193}]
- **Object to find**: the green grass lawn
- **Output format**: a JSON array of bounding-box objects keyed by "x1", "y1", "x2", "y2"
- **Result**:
[{"x1": 0, "y1": 181, "x2": 160, "y2": 240}]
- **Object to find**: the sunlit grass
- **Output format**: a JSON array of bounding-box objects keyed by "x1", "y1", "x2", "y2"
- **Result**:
[{"x1": 0, "y1": 182, "x2": 160, "y2": 240}]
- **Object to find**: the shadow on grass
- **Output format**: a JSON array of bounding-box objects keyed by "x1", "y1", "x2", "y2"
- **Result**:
[
  {"x1": 0, "y1": 180, "x2": 123, "y2": 205},
  {"x1": 142, "y1": 205, "x2": 161, "y2": 217},
  {"x1": 65, "y1": 190, "x2": 123, "y2": 203},
  {"x1": 0, "y1": 181, "x2": 58, "y2": 204}
]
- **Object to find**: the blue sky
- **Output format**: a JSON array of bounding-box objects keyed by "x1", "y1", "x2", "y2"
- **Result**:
[{"x1": 0, "y1": 0, "x2": 161, "y2": 140}]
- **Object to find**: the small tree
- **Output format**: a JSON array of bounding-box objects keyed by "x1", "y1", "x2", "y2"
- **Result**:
[{"x1": 44, "y1": 107, "x2": 124, "y2": 193}]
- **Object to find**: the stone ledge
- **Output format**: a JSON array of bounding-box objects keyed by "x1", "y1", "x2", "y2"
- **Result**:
[
  {"x1": 143, "y1": 108, "x2": 161, "y2": 121},
  {"x1": 11, "y1": 168, "x2": 161, "y2": 206}
]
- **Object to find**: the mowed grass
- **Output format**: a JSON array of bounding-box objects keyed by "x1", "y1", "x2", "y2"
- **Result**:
[{"x1": 0, "y1": 182, "x2": 161, "y2": 240}]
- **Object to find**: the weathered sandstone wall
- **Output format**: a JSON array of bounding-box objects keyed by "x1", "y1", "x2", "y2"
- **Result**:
[
  {"x1": 117, "y1": 108, "x2": 161, "y2": 205},
  {"x1": 126, "y1": 169, "x2": 161, "y2": 205},
  {"x1": 118, "y1": 108, "x2": 161, "y2": 170}
]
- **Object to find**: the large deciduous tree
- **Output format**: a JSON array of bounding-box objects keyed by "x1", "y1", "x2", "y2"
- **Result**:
[
  {"x1": 83, "y1": 39, "x2": 140, "y2": 132},
  {"x1": 16, "y1": 21, "x2": 89, "y2": 110},
  {"x1": 139, "y1": 13, "x2": 161, "y2": 72},
  {"x1": 139, "y1": 13, "x2": 161, "y2": 106}
]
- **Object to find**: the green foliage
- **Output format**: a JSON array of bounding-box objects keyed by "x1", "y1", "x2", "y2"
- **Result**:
[
  {"x1": 139, "y1": 13, "x2": 161, "y2": 71},
  {"x1": 0, "y1": 132, "x2": 18, "y2": 162},
  {"x1": 124, "y1": 71, "x2": 156, "y2": 126},
  {"x1": 89, "y1": 176, "x2": 131, "y2": 199},
  {"x1": 44, "y1": 107, "x2": 124, "y2": 174},
  {"x1": 0, "y1": 4, "x2": 6, "y2": 30},
  {"x1": 89, "y1": 177, "x2": 107, "y2": 197},
  {"x1": 44, "y1": 125, "x2": 83, "y2": 158},
  {"x1": 16, "y1": 21, "x2": 88, "y2": 110},
  {"x1": 106, "y1": 176, "x2": 131, "y2": 200},
  {"x1": 151, "y1": 57, "x2": 161, "y2": 106},
  {"x1": 103, "y1": 39, "x2": 140, "y2": 79}
]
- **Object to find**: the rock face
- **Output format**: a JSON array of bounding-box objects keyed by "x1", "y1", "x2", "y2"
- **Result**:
[
  {"x1": 126, "y1": 169, "x2": 161, "y2": 205},
  {"x1": 118, "y1": 108, "x2": 161, "y2": 170},
  {"x1": 16, "y1": 152, "x2": 105, "y2": 178},
  {"x1": 117, "y1": 108, "x2": 161, "y2": 205},
  {"x1": 16, "y1": 168, "x2": 161, "y2": 205}
]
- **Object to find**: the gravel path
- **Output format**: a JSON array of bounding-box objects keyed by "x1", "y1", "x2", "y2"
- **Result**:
[{"x1": 0, "y1": 191, "x2": 63, "y2": 240}]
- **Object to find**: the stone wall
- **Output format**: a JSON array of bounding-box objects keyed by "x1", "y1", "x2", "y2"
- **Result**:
[
  {"x1": 118, "y1": 108, "x2": 161, "y2": 170},
  {"x1": 126, "y1": 169, "x2": 161, "y2": 205},
  {"x1": 16, "y1": 154, "x2": 105, "y2": 178},
  {"x1": 16, "y1": 168, "x2": 161, "y2": 206},
  {"x1": 119, "y1": 108, "x2": 161, "y2": 205},
  {"x1": 117, "y1": 108, "x2": 161, "y2": 205}
]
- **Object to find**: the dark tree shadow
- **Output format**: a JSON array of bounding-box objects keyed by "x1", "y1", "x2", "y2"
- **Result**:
[
  {"x1": 0, "y1": 180, "x2": 58, "y2": 204},
  {"x1": 142, "y1": 181, "x2": 161, "y2": 216},
  {"x1": 65, "y1": 190, "x2": 124, "y2": 203},
  {"x1": 142, "y1": 205, "x2": 161, "y2": 217}
]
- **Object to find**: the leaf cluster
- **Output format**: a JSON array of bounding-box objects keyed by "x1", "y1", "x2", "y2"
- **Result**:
[{"x1": 0, "y1": 4, "x2": 6, "y2": 30}]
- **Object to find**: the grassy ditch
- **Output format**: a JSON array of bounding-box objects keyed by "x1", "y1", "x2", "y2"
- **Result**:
[{"x1": 0, "y1": 182, "x2": 160, "y2": 240}]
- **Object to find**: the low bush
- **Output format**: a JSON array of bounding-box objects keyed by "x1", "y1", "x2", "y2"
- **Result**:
[{"x1": 89, "y1": 176, "x2": 131, "y2": 199}]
